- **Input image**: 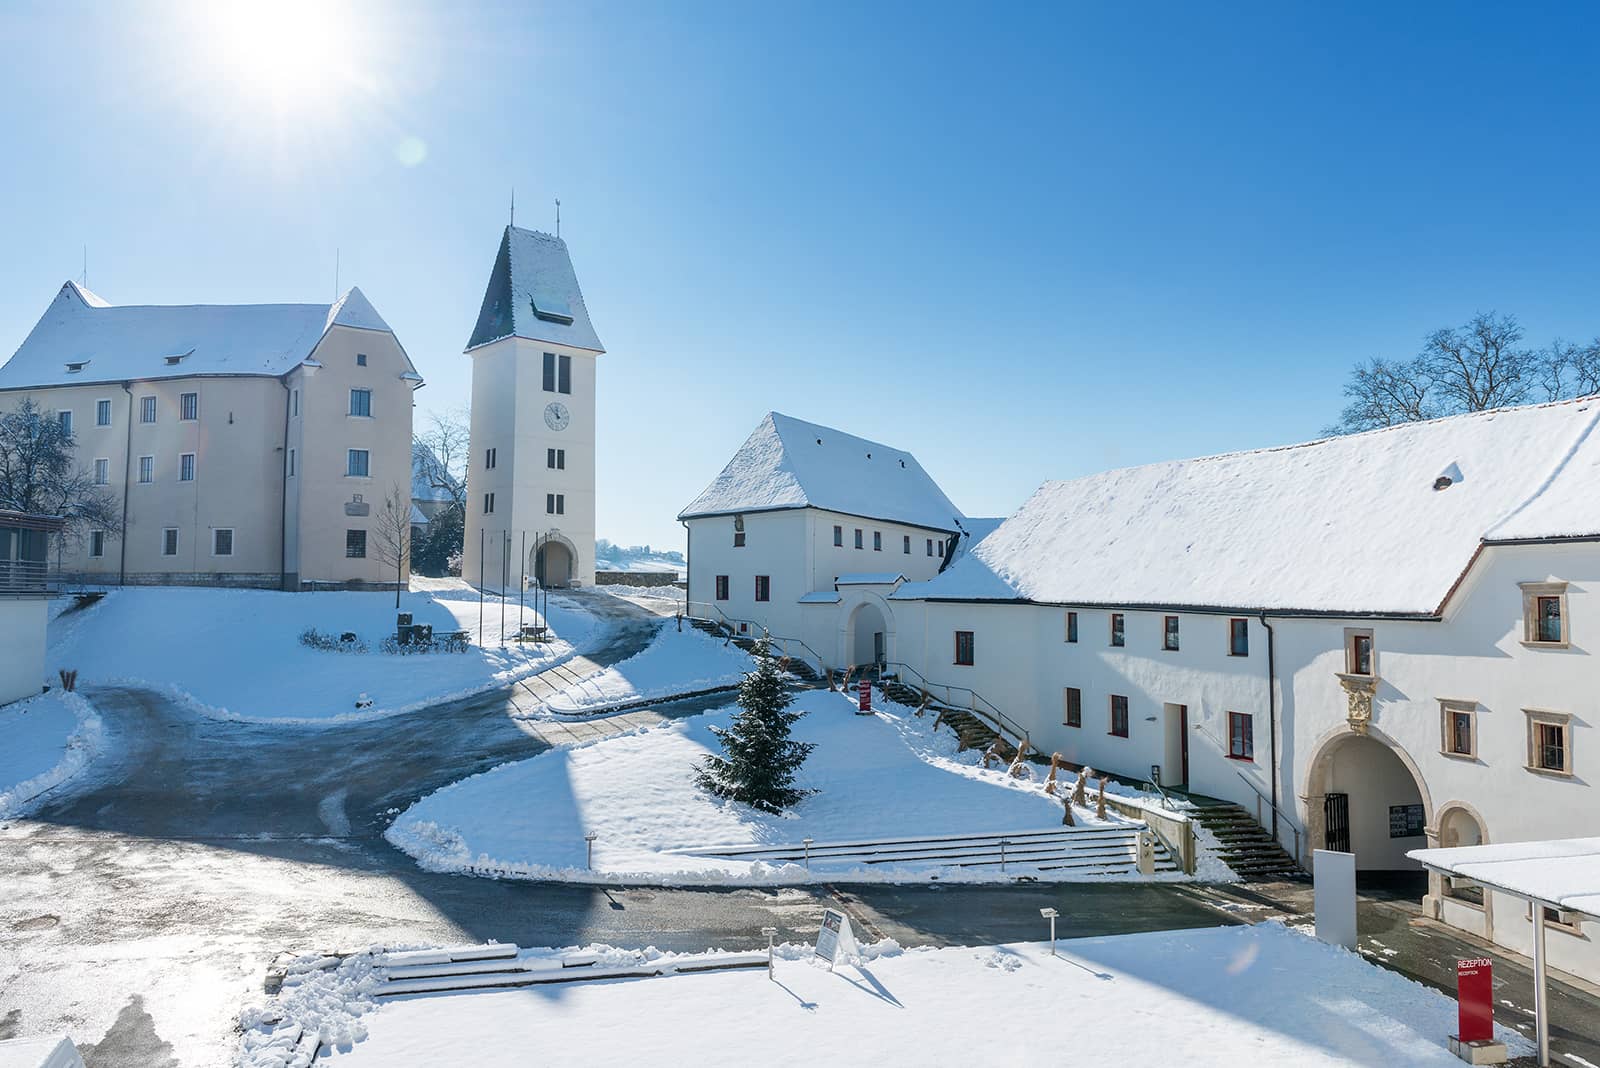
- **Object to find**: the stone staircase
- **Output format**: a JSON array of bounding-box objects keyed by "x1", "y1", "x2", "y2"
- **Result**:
[
  {"x1": 1185, "y1": 800, "x2": 1305, "y2": 881},
  {"x1": 878, "y1": 677, "x2": 1022, "y2": 761},
  {"x1": 686, "y1": 618, "x2": 820, "y2": 682}
]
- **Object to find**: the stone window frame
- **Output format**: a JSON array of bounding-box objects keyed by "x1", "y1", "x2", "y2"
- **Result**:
[
  {"x1": 1524, "y1": 708, "x2": 1574, "y2": 777},
  {"x1": 1519, "y1": 581, "x2": 1569, "y2": 648},
  {"x1": 1438, "y1": 699, "x2": 1478, "y2": 760},
  {"x1": 1344, "y1": 627, "x2": 1376, "y2": 676},
  {"x1": 1526, "y1": 902, "x2": 1585, "y2": 937}
]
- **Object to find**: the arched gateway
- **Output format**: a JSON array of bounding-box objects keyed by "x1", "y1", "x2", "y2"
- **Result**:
[{"x1": 1303, "y1": 726, "x2": 1431, "y2": 885}]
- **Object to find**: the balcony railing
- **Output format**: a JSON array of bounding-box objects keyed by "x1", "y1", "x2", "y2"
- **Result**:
[{"x1": 0, "y1": 558, "x2": 53, "y2": 596}]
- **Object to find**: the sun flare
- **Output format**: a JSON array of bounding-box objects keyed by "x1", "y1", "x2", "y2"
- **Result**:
[{"x1": 187, "y1": 0, "x2": 370, "y2": 114}]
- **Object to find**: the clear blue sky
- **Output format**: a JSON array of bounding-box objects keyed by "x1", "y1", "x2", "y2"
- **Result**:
[{"x1": 3, "y1": 2, "x2": 1598, "y2": 550}]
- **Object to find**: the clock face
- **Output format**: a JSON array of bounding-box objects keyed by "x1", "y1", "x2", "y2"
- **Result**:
[{"x1": 544, "y1": 401, "x2": 570, "y2": 432}]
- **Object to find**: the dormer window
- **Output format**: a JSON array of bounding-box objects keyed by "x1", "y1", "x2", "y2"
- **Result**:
[
  {"x1": 1520, "y1": 582, "x2": 1569, "y2": 647},
  {"x1": 64, "y1": 360, "x2": 88, "y2": 374}
]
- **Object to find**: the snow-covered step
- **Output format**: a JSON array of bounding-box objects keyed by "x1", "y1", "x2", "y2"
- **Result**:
[
  {"x1": 381, "y1": 953, "x2": 600, "y2": 982},
  {"x1": 679, "y1": 825, "x2": 1131, "y2": 860},
  {"x1": 377, "y1": 943, "x2": 518, "y2": 968},
  {"x1": 375, "y1": 952, "x2": 768, "y2": 997}
]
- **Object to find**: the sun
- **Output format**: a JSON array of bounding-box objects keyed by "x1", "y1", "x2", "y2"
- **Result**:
[{"x1": 185, "y1": 0, "x2": 373, "y2": 115}]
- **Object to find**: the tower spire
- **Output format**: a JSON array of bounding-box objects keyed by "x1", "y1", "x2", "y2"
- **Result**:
[
  {"x1": 556, "y1": 198, "x2": 561, "y2": 238},
  {"x1": 510, "y1": 188, "x2": 515, "y2": 228}
]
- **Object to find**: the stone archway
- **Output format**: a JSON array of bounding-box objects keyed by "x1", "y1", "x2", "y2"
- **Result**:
[
  {"x1": 837, "y1": 590, "x2": 897, "y2": 671},
  {"x1": 1303, "y1": 727, "x2": 1432, "y2": 880},
  {"x1": 533, "y1": 534, "x2": 578, "y2": 588}
]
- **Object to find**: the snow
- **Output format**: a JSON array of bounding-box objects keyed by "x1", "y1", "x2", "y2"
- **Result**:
[
  {"x1": 0, "y1": 282, "x2": 403, "y2": 390},
  {"x1": 0, "y1": 1034, "x2": 82, "y2": 1068},
  {"x1": 45, "y1": 581, "x2": 602, "y2": 725},
  {"x1": 1409, "y1": 837, "x2": 1600, "y2": 917},
  {"x1": 282, "y1": 925, "x2": 1532, "y2": 1067},
  {"x1": 466, "y1": 226, "x2": 604, "y2": 353},
  {"x1": 919, "y1": 397, "x2": 1600, "y2": 615},
  {"x1": 516, "y1": 625, "x2": 753, "y2": 716},
  {"x1": 386, "y1": 689, "x2": 1172, "y2": 884},
  {"x1": 679, "y1": 413, "x2": 966, "y2": 533},
  {"x1": 0, "y1": 690, "x2": 104, "y2": 818},
  {"x1": 835, "y1": 572, "x2": 905, "y2": 586}
]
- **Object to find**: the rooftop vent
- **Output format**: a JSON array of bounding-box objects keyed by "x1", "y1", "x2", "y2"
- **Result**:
[
  {"x1": 164, "y1": 349, "x2": 194, "y2": 366},
  {"x1": 1433, "y1": 462, "x2": 1465, "y2": 491}
]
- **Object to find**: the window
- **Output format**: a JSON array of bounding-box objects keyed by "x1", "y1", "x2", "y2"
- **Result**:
[
  {"x1": 346, "y1": 529, "x2": 367, "y2": 558},
  {"x1": 140, "y1": 396, "x2": 157, "y2": 423},
  {"x1": 558, "y1": 354, "x2": 572, "y2": 394},
  {"x1": 89, "y1": 530, "x2": 105, "y2": 558},
  {"x1": 356, "y1": 352, "x2": 368, "y2": 367},
  {"x1": 287, "y1": 449, "x2": 296, "y2": 477},
  {"x1": 937, "y1": 540, "x2": 945, "y2": 558},
  {"x1": 180, "y1": 453, "x2": 195, "y2": 481},
  {"x1": 873, "y1": 531, "x2": 882, "y2": 552},
  {"x1": 1110, "y1": 613, "x2": 1125, "y2": 647},
  {"x1": 1526, "y1": 710, "x2": 1572, "y2": 775},
  {"x1": 547, "y1": 493, "x2": 565, "y2": 515},
  {"x1": 1110, "y1": 695, "x2": 1130, "y2": 737},
  {"x1": 1520, "y1": 582, "x2": 1568, "y2": 646},
  {"x1": 1164, "y1": 615, "x2": 1180, "y2": 651},
  {"x1": 347, "y1": 449, "x2": 369, "y2": 477},
  {"x1": 543, "y1": 352, "x2": 557, "y2": 392},
  {"x1": 1228, "y1": 712, "x2": 1254, "y2": 760},
  {"x1": 1536, "y1": 597, "x2": 1563, "y2": 642},
  {"x1": 755, "y1": 575, "x2": 771, "y2": 602},
  {"x1": 855, "y1": 528, "x2": 864, "y2": 549},
  {"x1": 161, "y1": 528, "x2": 179, "y2": 556},
  {"x1": 212, "y1": 528, "x2": 234, "y2": 557},
  {"x1": 926, "y1": 538, "x2": 934, "y2": 557},
  {"x1": 485, "y1": 447, "x2": 497, "y2": 470},
  {"x1": 1529, "y1": 904, "x2": 1584, "y2": 936},
  {"x1": 1440, "y1": 701, "x2": 1476, "y2": 759},
  {"x1": 138, "y1": 455, "x2": 154, "y2": 483},
  {"x1": 1064, "y1": 687, "x2": 1082, "y2": 727},
  {"x1": 733, "y1": 515, "x2": 745, "y2": 547},
  {"x1": 903, "y1": 534, "x2": 911, "y2": 554},
  {"x1": 547, "y1": 448, "x2": 565, "y2": 470},
  {"x1": 484, "y1": 492, "x2": 495, "y2": 515},
  {"x1": 715, "y1": 575, "x2": 729, "y2": 601},
  {"x1": 1065, "y1": 611, "x2": 1078, "y2": 643},
  {"x1": 833, "y1": 525, "x2": 843, "y2": 547},
  {"x1": 1346, "y1": 630, "x2": 1374, "y2": 675},
  {"x1": 57, "y1": 410, "x2": 73, "y2": 436},
  {"x1": 291, "y1": 389, "x2": 300, "y2": 417},
  {"x1": 1229, "y1": 618, "x2": 1249, "y2": 656},
  {"x1": 96, "y1": 399, "x2": 111, "y2": 426},
  {"x1": 349, "y1": 388, "x2": 372, "y2": 417},
  {"x1": 94, "y1": 458, "x2": 109, "y2": 485},
  {"x1": 954, "y1": 630, "x2": 975, "y2": 666},
  {"x1": 180, "y1": 392, "x2": 198, "y2": 421}
]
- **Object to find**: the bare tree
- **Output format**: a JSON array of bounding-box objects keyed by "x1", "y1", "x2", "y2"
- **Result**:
[
  {"x1": 371, "y1": 484, "x2": 413, "y2": 609},
  {"x1": 0, "y1": 398, "x2": 122, "y2": 543},
  {"x1": 1330, "y1": 313, "x2": 1596, "y2": 434},
  {"x1": 413, "y1": 409, "x2": 469, "y2": 512}
]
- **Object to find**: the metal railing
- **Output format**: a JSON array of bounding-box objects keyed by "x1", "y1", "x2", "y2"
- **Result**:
[
  {"x1": 0, "y1": 559, "x2": 53, "y2": 596},
  {"x1": 682, "y1": 601, "x2": 829, "y2": 678},
  {"x1": 1234, "y1": 768, "x2": 1303, "y2": 863},
  {"x1": 878, "y1": 660, "x2": 1032, "y2": 756}
]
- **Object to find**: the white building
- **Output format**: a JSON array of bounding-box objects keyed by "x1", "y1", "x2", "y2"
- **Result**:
[
  {"x1": 0, "y1": 281, "x2": 422, "y2": 589},
  {"x1": 684, "y1": 399, "x2": 1600, "y2": 980},
  {"x1": 462, "y1": 227, "x2": 602, "y2": 590}
]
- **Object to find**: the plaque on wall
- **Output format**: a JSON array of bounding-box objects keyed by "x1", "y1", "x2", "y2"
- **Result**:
[{"x1": 1389, "y1": 803, "x2": 1425, "y2": 838}]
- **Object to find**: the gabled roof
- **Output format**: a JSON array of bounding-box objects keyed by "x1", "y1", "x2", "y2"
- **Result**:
[
  {"x1": 0, "y1": 281, "x2": 407, "y2": 390},
  {"x1": 679, "y1": 412, "x2": 966, "y2": 533},
  {"x1": 910, "y1": 396, "x2": 1600, "y2": 616},
  {"x1": 465, "y1": 226, "x2": 604, "y2": 354}
]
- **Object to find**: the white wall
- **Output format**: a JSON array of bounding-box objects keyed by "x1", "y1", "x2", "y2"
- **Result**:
[{"x1": 0, "y1": 598, "x2": 48, "y2": 704}]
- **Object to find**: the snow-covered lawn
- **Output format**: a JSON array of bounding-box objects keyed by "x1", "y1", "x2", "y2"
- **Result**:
[
  {"x1": 0, "y1": 690, "x2": 104, "y2": 817},
  {"x1": 46, "y1": 581, "x2": 602, "y2": 725},
  {"x1": 522, "y1": 625, "x2": 752, "y2": 716},
  {"x1": 275, "y1": 925, "x2": 1534, "y2": 1067},
  {"x1": 387, "y1": 689, "x2": 1160, "y2": 884}
]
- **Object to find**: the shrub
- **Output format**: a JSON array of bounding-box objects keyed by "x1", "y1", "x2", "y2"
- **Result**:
[{"x1": 299, "y1": 627, "x2": 369, "y2": 654}]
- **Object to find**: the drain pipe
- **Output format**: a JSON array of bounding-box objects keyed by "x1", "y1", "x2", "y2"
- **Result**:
[
  {"x1": 1258, "y1": 612, "x2": 1279, "y2": 844},
  {"x1": 118, "y1": 382, "x2": 134, "y2": 586},
  {"x1": 681, "y1": 518, "x2": 691, "y2": 613}
]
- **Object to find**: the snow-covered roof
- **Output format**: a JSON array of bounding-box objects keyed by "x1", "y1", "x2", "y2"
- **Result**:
[
  {"x1": 465, "y1": 226, "x2": 604, "y2": 354},
  {"x1": 910, "y1": 397, "x2": 1600, "y2": 616},
  {"x1": 679, "y1": 413, "x2": 966, "y2": 533},
  {"x1": 0, "y1": 280, "x2": 402, "y2": 390},
  {"x1": 835, "y1": 573, "x2": 906, "y2": 586},
  {"x1": 1410, "y1": 838, "x2": 1600, "y2": 917},
  {"x1": 798, "y1": 591, "x2": 841, "y2": 604}
]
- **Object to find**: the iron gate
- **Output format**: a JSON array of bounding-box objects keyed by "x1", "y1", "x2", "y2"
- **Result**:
[{"x1": 1324, "y1": 792, "x2": 1351, "y2": 853}]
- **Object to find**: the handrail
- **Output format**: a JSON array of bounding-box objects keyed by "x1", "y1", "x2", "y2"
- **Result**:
[
  {"x1": 1234, "y1": 768, "x2": 1303, "y2": 864},
  {"x1": 682, "y1": 601, "x2": 829, "y2": 677},
  {"x1": 1142, "y1": 772, "x2": 1179, "y2": 812},
  {"x1": 878, "y1": 659, "x2": 1031, "y2": 754}
]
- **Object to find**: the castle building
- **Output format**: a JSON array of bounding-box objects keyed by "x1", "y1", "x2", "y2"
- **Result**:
[{"x1": 462, "y1": 227, "x2": 603, "y2": 590}]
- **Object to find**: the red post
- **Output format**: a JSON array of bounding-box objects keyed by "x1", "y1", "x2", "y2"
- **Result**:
[
  {"x1": 1456, "y1": 958, "x2": 1494, "y2": 1043},
  {"x1": 858, "y1": 678, "x2": 872, "y2": 712}
]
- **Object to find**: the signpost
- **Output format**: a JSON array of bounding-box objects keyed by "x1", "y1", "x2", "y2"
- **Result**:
[
  {"x1": 1449, "y1": 957, "x2": 1506, "y2": 1064},
  {"x1": 857, "y1": 678, "x2": 872, "y2": 713},
  {"x1": 815, "y1": 908, "x2": 859, "y2": 971}
]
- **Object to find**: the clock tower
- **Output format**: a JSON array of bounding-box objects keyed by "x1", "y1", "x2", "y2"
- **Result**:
[{"x1": 462, "y1": 226, "x2": 603, "y2": 591}]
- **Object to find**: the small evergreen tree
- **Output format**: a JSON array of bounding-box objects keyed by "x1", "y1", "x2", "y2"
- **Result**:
[{"x1": 696, "y1": 645, "x2": 815, "y2": 813}]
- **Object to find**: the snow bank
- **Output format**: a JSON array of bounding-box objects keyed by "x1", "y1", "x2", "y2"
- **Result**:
[
  {"x1": 387, "y1": 689, "x2": 1170, "y2": 885},
  {"x1": 279, "y1": 925, "x2": 1534, "y2": 1067},
  {"x1": 524, "y1": 626, "x2": 752, "y2": 716},
  {"x1": 0, "y1": 690, "x2": 104, "y2": 817},
  {"x1": 46, "y1": 582, "x2": 603, "y2": 725}
]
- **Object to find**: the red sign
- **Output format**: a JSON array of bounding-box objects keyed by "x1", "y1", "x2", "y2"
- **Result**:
[
  {"x1": 1456, "y1": 958, "x2": 1494, "y2": 1043},
  {"x1": 858, "y1": 679, "x2": 872, "y2": 712}
]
